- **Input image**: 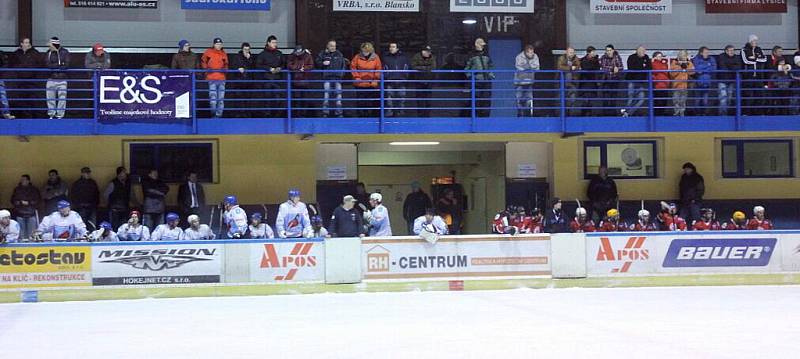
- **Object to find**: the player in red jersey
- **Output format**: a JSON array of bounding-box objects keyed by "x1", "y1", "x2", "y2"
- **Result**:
[
  {"x1": 721, "y1": 211, "x2": 748, "y2": 230},
  {"x1": 598, "y1": 208, "x2": 626, "y2": 232},
  {"x1": 692, "y1": 208, "x2": 721, "y2": 231},
  {"x1": 657, "y1": 202, "x2": 687, "y2": 231},
  {"x1": 629, "y1": 209, "x2": 657, "y2": 231},
  {"x1": 747, "y1": 205, "x2": 773, "y2": 230},
  {"x1": 570, "y1": 207, "x2": 596, "y2": 233}
]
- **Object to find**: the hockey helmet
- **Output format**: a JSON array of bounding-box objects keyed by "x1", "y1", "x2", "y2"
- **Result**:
[
  {"x1": 166, "y1": 212, "x2": 180, "y2": 222},
  {"x1": 733, "y1": 211, "x2": 746, "y2": 221},
  {"x1": 57, "y1": 200, "x2": 71, "y2": 210},
  {"x1": 606, "y1": 208, "x2": 619, "y2": 218},
  {"x1": 370, "y1": 193, "x2": 383, "y2": 202},
  {"x1": 288, "y1": 189, "x2": 301, "y2": 198},
  {"x1": 224, "y1": 195, "x2": 238, "y2": 205}
]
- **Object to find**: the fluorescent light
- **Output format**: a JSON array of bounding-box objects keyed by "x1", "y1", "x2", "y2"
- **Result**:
[
  {"x1": 389, "y1": 142, "x2": 440, "y2": 146},
  {"x1": 462, "y1": 19, "x2": 477, "y2": 25}
]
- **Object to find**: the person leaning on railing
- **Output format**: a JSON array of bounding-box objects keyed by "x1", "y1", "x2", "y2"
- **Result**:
[
  {"x1": 691, "y1": 47, "x2": 717, "y2": 116},
  {"x1": 410, "y1": 45, "x2": 437, "y2": 117},
  {"x1": 351, "y1": 42, "x2": 382, "y2": 117},
  {"x1": 465, "y1": 37, "x2": 494, "y2": 117},
  {"x1": 9, "y1": 38, "x2": 42, "y2": 119},
  {"x1": 84, "y1": 43, "x2": 111, "y2": 70},
  {"x1": 717, "y1": 45, "x2": 742, "y2": 116},
  {"x1": 557, "y1": 46, "x2": 581, "y2": 116},
  {"x1": 44, "y1": 37, "x2": 70, "y2": 120},
  {"x1": 669, "y1": 50, "x2": 695, "y2": 117},
  {"x1": 621, "y1": 46, "x2": 651, "y2": 118},
  {"x1": 651, "y1": 52, "x2": 670, "y2": 116},
  {"x1": 315, "y1": 40, "x2": 347, "y2": 118},
  {"x1": 513, "y1": 44, "x2": 540, "y2": 117},
  {"x1": 0, "y1": 50, "x2": 14, "y2": 119}
]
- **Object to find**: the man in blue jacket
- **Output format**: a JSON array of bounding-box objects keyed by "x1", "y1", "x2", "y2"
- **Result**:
[
  {"x1": 692, "y1": 46, "x2": 717, "y2": 115},
  {"x1": 315, "y1": 40, "x2": 347, "y2": 117},
  {"x1": 383, "y1": 43, "x2": 410, "y2": 117},
  {"x1": 329, "y1": 195, "x2": 364, "y2": 238}
]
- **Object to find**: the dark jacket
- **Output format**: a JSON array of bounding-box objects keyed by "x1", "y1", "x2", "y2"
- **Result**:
[
  {"x1": 329, "y1": 205, "x2": 363, "y2": 238},
  {"x1": 464, "y1": 49, "x2": 494, "y2": 80},
  {"x1": 171, "y1": 50, "x2": 199, "y2": 70},
  {"x1": 231, "y1": 50, "x2": 257, "y2": 80},
  {"x1": 626, "y1": 53, "x2": 652, "y2": 82},
  {"x1": 10, "y1": 47, "x2": 42, "y2": 79},
  {"x1": 70, "y1": 178, "x2": 100, "y2": 209},
  {"x1": 141, "y1": 176, "x2": 169, "y2": 214},
  {"x1": 599, "y1": 51, "x2": 623, "y2": 80},
  {"x1": 43, "y1": 178, "x2": 69, "y2": 213},
  {"x1": 45, "y1": 47, "x2": 70, "y2": 80},
  {"x1": 84, "y1": 52, "x2": 111, "y2": 70},
  {"x1": 177, "y1": 181, "x2": 206, "y2": 213},
  {"x1": 286, "y1": 50, "x2": 314, "y2": 83},
  {"x1": 383, "y1": 51, "x2": 411, "y2": 81},
  {"x1": 717, "y1": 52, "x2": 742, "y2": 82},
  {"x1": 11, "y1": 184, "x2": 41, "y2": 218},
  {"x1": 679, "y1": 164, "x2": 705, "y2": 205},
  {"x1": 587, "y1": 175, "x2": 618, "y2": 206},
  {"x1": 403, "y1": 190, "x2": 432, "y2": 222},
  {"x1": 545, "y1": 208, "x2": 568, "y2": 233},
  {"x1": 106, "y1": 178, "x2": 133, "y2": 211},
  {"x1": 256, "y1": 47, "x2": 284, "y2": 80},
  {"x1": 580, "y1": 55, "x2": 601, "y2": 88},
  {"x1": 741, "y1": 43, "x2": 767, "y2": 78},
  {"x1": 315, "y1": 49, "x2": 347, "y2": 80},
  {"x1": 410, "y1": 52, "x2": 437, "y2": 81}
]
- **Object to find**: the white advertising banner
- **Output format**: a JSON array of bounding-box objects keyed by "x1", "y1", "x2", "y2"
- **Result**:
[
  {"x1": 362, "y1": 235, "x2": 551, "y2": 279},
  {"x1": 249, "y1": 241, "x2": 325, "y2": 283},
  {"x1": 590, "y1": 0, "x2": 672, "y2": 14},
  {"x1": 780, "y1": 235, "x2": 800, "y2": 272},
  {"x1": 333, "y1": 0, "x2": 419, "y2": 12},
  {"x1": 91, "y1": 244, "x2": 222, "y2": 285},
  {"x1": 450, "y1": 0, "x2": 534, "y2": 13}
]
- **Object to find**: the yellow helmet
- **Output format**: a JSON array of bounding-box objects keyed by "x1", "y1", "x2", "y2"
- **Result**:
[
  {"x1": 733, "y1": 211, "x2": 746, "y2": 221},
  {"x1": 606, "y1": 209, "x2": 619, "y2": 218}
]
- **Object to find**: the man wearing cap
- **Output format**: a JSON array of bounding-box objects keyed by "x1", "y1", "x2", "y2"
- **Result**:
[
  {"x1": 70, "y1": 167, "x2": 100, "y2": 226},
  {"x1": 35, "y1": 200, "x2": 87, "y2": 242},
  {"x1": 84, "y1": 43, "x2": 111, "y2": 70},
  {"x1": 117, "y1": 210, "x2": 151, "y2": 241},
  {"x1": 171, "y1": 39, "x2": 199, "y2": 70},
  {"x1": 403, "y1": 181, "x2": 432, "y2": 235},
  {"x1": 413, "y1": 208, "x2": 448, "y2": 236},
  {"x1": 202, "y1": 37, "x2": 229, "y2": 118},
  {"x1": 286, "y1": 43, "x2": 314, "y2": 117},
  {"x1": 45, "y1": 36, "x2": 70, "y2": 119},
  {"x1": 315, "y1": 40, "x2": 346, "y2": 118},
  {"x1": 366, "y1": 193, "x2": 392, "y2": 237},
  {"x1": 465, "y1": 37, "x2": 494, "y2": 117},
  {"x1": 90, "y1": 221, "x2": 117, "y2": 242},
  {"x1": 276, "y1": 189, "x2": 310, "y2": 238},
  {"x1": 0, "y1": 210, "x2": 21, "y2": 244},
  {"x1": 222, "y1": 195, "x2": 248, "y2": 239},
  {"x1": 184, "y1": 214, "x2": 216, "y2": 240},
  {"x1": 411, "y1": 45, "x2": 437, "y2": 117},
  {"x1": 247, "y1": 212, "x2": 275, "y2": 239},
  {"x1": 151, "y1": 213, "x2": 185, "y2": 241},
  {"x1": 329, "y1": 195, "x2": 364, "y2": 238}
]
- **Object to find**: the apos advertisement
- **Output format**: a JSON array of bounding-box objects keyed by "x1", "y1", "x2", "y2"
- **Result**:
[
  {"x1": 250, "y1": 242, "x2": 324, "y2": 283},
  {"x1": 590, "y1": 0, "x2": 672, "y2": 14},
  {"x1": 91, "y1": 245, "x2": 222, "y2": 285},
  {"x1": 362, "y1": 236, "x2": 551, "y2": 280},
  {"x1": 0, "y1": 246, "x2": 92, "y2": 287},
  {"x1": 97, "y1": 71, "x2": 192, "y2": 121},
  {"x1": 590, "y1": 236, "x2": 655, "y2": 274}
]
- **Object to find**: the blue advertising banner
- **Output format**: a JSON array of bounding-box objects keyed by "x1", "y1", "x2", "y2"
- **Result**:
[
  {"x1": 97, "y1": 71, "x2": 192, "y2": 121},
  {"x1": 662, "y1": 238, "x2": 777, "y2": 267},
  {"x1": 181, "y1": 0, "x2": 270, "y2": 10}
]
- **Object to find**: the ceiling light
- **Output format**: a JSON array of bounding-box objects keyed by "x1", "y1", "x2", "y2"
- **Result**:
[
  {"x1": 462, "y1": 19, "x2": 477, "y2": 25},
  {"x1": 389, "y1": 142, "x2": 440, "y2": 146}
]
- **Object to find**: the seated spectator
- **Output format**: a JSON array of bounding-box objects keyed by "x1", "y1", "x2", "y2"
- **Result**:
[
  {"x1": 0, "y1": 209, "x2": 21, "y2": 243},
  {"x1": 84, "y1": 43, "x2": 111, "y2": 70},
  {"x1": 691, "y1": 46, "x2": 717, "y2": 116},
  {"x1": 286, "y1": 44, "x2": 314, "y2": 117},
  {"x1": 747, "y1": 206, "x2": 773, "y2": 230},
  {"x1": 90, "y1": 221, "x2": 117, "y2": 242},
  {"x1": 669, "y1": 50, "x2": 695, "y2": 117},
  {"x1": 117, "y1": 210, "x2": 151, "y2": 241},
  {"x1": 651, "y1": 52, "x2": 670, "y2": 116},
  {"x1": 351, "y1": 42, "x2": 382, "y2": 117},
  {"x1": 184, "y1": 214, "x2": 216, "y2": 240},
  {"x1": 413, "y1": 208, "x2": 448, "y2": 235}
]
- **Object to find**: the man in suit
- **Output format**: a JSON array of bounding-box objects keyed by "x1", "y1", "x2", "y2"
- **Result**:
[{"x1": 177, "y1": 171, "x2": 205, "y2": 227}]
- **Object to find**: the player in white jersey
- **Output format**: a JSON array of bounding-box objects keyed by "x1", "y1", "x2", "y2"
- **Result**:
[
  {"x1": 247, "y1": 212, "x2": 275, "y2": 239},
  {"x1": 151, "y1": 212, "x2": 185, "y2": 241},
  {"x1": 117, "y1": 210, "x2": 151, "y2": 241},
  {"x1": 366, "y1": 193, "x2": 392, "y2": 236},
  {"x1": 223, "y1": 195, "x2": 248, "y2": 238},
  {"x1": 184, "y1": 214, "x2": 216, "y2": 240},
  {"x1": 35, "y1": 200, "x2": 87, "y2": 241},
  {"x1": 0, "y1": 209, "x2": 21, "y2": 243},
  {"x1": 276, "y1": 189, "x2": 310, "y2": 238},
  {"x1": 90, "y1": 221, "x2": 118, "y2": 242}
]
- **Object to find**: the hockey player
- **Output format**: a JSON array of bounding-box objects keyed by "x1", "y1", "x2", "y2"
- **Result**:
[
  {"x1": 598, "y1": 209, "x2": 626, "y2": 232},
  {"x1": 366, "y1": 193, "x2": 392, "y2": 236},
  {"x1": 184, "y1": 214, "x2": 216, "y2": 240},
  {"x1": 630, "y1": 209, "x2": 657, "y2": 231},
  {"x1": 570, "y1": 207, "x2": 596, "y2": 233},
  {"x1": 0, "y1": 209, "x2": 21, "y2": 243},
  {"x1": 516, "y1": 207, "x2": 544, "y2": 234},
  {"x1": 657, "y1": 202, "x2": 687, "y2": 231},
  {"x1": 747, "y1": 206, "x2": 773, "y2": 230},
  {"x1": 89, "y1": 221, "x2": 117, "y2": 242},
  {"x1": 247, "y1": 212, "x2": 275, "y2": 239},
  {"x1": 692, "y1": 208, "x2": 721, "y2": 231},
  {"x1": 305, "y1": 215, "x2": 330, "y2": 238},
  {"x1": 276, "y1": 189, "x2": 310, "y2": 238},
  {"x1": 151, "y1": 212, "x2": 185, "y2": 240},
  {"x1": 35, "y1": 200, "x2": 87, "y2": 241},
  {"x1": 117, "y1": 210, "x2": 151, "y2": 241},
  {"x1": 222, "y1": 195, "x2": 248, "y2": 239},
  {"x1": 493, "y1": 207, "x2": 519, "y2": 235},
  {"x1": 413, "y1": 208, "x2": 449, "y2": 235},
  {"x1": 722, "y1": 211, "x2": 748, "y2": 230}
]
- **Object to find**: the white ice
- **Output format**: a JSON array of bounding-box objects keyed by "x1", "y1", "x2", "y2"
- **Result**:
[{"x1": 1, "y1": 285, "x2": 799, "y2": 358}]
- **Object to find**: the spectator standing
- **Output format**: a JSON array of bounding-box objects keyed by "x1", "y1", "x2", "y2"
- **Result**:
[
  {"x1": 383, "y1": 43, "x2": 411, "y2": 117},
  {"x1": 557, "y1": 47, "x2": 581, "y2": 116},
  {"x1": 0, "y1": 50, "x2": 14, "y2": 119},
  {"x1": 286, "y1": 44, "x2": 314, "y2": 117},
  {"x1": 201, "y1": 38, "x2": 228, "y2": 118},
  {"x1": 669, "y1": 50, "x2": 695, "y2": 117},
  {"x1": 691, "y1": 47, "x2": 717, "y2": 115},
  {"x1": 621, "y1": 46, "x2": 651, "y2": 117},
  {"x1": 402, "y1": 181, "x2": 432, "y2": 235},
  {"x1": 171, "y1": 40, "x2": 199, "y2": 70},
  {"x1": 329, "y1": 195, "x2": 364, "y2": 238},
  {"x1": 11, "y1": 174, "x2": 40, "y2": 240},
  {"x1": 257, "y1": 35, "x2": 285, "y2": 117},
  {"x1": 679, "y1": 162, "x2": 705, "y2": 224},
  {"x1": 599, "y1": 44, "x2": 624, "y2": 116},
  {"x1": 177, "y1": 171, "x2": 205, "y2": 223},
  {"x1": 544, "y1": 198, "x2": 567, "y2": 233},
  {"x1": 69, "y1": 167, "x2": 99, "y2": 226},
  {"x1": 316, "y1": 40, "x2": 346, "y2": 118},
  {"x1": 43, "y1": 169, "x2": 68, "y2": 215},
  {"x1": 651, "y1": 52, "x2": 670, "y2": 116},
  {"x1": 104, "y1": 166, "x2": 134, "y2": 229},
  {"x1": 230, "y1": 42, "x2": 257, "y2": 118},
  {"x1": 465, "y1": 38, "x2": 494, "y2": 117},
  {"x1": 410, "y1": 45, "x2": 437, "y2": 117},
  {"x1": 767, "y1": 58, "x2": 793, "y2": 115},
  {"x1": 141, "y1": 169, "x2": 169, "y2": 230},
  {"x1": 717, "y1": 45, "x2": 741, "y2": 116},
  {"x1": 45, "y1": 37, "x2": 70, "y2": 119},
  {"x1": 580, "y1": 46, "x2": 601, "y2": 116},
  {"x1": 84, "y1": 43, "x2": 111, "y2": 70},
  {"x1": 741, "y1": 35, "x2": 767, "y2": 115},
  {"x1": 9, "y1": 38, "x2": 41, "y2": 119},
  {"x1": 351, "y1": 42, "x2": 382, "y2": 117},
  {"x1": 437, "y1": 188, "x2": 463, "y2": 235},
  {"x1": 587, "y1": 165, "x2": 618, "y2": 223},
  {"x1": 514, "y1": 44, "x2": 539, "y2": 117}
]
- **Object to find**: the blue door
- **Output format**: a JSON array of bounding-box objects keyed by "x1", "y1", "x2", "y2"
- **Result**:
[{"x1": 488, "y1": 38, "x2": 522, "y2": 118}]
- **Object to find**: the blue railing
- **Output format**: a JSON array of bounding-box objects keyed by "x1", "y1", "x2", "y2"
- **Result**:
[{"x1": 0, "y1": 68, "x2": 798, "y2": 135}]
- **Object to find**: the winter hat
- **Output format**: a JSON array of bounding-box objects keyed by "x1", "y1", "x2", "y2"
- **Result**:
[
  {"x1": 178, "y1": 39, "x2": 190, "y2": 49},
  {"x1": 422, "y1": 45, "x2": 432, "y2": 53},
  {"x1": 49, "y1": 37, "x2": 60, "y2": 45},
  {"x1": 748, "y1": 34, "x2": 758, "y2": 43},
  {"x1": 213, "y1": 37, "x2": 223, "y2": 45},
  {"x1": 92, "y1": 43, "x2": 104, "y2": 55},
  {"x1": 294, "y1": 44, "x2": 304, "y2": 54},
  {"x1": 794, "y1": 55, "x2": 800, "y2": 67},
  {"x1": 188, "y1": 214, "x2": 200, "y2": 223}
]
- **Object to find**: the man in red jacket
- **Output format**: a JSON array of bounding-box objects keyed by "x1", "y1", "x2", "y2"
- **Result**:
[
  {"x1": 202, "y1": 38, "x2": 229, "y2": 118},
  {"x1": 286, "y1": 44, "x2": 314, "y2": 117}
]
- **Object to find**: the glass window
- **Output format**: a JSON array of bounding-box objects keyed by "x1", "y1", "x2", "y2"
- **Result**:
[
  {"x1": 722, "y1": 140, "x2": 794, "y2": 178},
  {"x1": 584, "y1": 141, "x2": 658, "y2": 179},
  {"x1": 128, "y1": 142, "x2": 215, "y2": 183}
]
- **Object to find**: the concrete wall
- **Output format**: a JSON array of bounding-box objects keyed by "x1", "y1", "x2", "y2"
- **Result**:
[{"x1": 0, "y1": 0, "x2": 17, "y2": 46}]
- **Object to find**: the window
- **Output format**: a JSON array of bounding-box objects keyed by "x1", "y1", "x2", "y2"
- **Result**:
[
  {"x1": 127, "y1": 142, "x2": 216, "y2": 183},
  {"x1": 584, "y1": 141, "x2": 658, "y2": 179},
  {"x1": 721, "y1": 139, "x2": 794, "y2": 178}
]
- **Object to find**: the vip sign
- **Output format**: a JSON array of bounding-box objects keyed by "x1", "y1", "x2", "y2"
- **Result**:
[
  {"x1": 482, "y1": 15, "x2": 520, "y2": 33},
  {"x1": 251, "y1": 242, "x2": 325, "y2": 283},
  {"x1": 592, "y1": 236, "x2": 652, "y2": 274},
  {"x1": 450, "y1": 0, "x2": 534, "y2": 13},
  {"x1": 590, "y1": 0, "x2": 672, "y2": 14}
]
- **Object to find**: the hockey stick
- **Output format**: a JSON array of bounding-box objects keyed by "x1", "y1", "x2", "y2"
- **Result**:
[{"x1": 209, "y1": 205, "x2": 216, "y2": 230}]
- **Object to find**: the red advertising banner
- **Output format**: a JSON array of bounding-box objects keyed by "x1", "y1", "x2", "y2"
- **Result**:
[{"x1": 705, "y1": 0, "x2": 787, "y2": 14}]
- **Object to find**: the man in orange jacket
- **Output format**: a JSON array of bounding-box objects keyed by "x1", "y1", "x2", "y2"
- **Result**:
[
  {"x1": 351, "y1": 42, "x2": 382, "y2": 117},
  {"x1": 202, "y1": 38, "x2": 229, "y2": 118}
]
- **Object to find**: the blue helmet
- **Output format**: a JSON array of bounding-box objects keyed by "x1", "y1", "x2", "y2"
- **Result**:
[
  {"x1": 288, "y1": 189, "x2": 301, "y2": 198},
  {"x1": 57, "y1": 200, "x2": 71, "y2": 210},
  {"x1": 311, "y1": 215, "x2": 323, "y2": 225},
  {"x1": 166, "y1": 212, "x2": 180, "y2": 222},
  {"x1": 224, "y1": 195, "x2": 238, "y2": 205},
  {"x1": 100, "y1": 221, "x2": 112, "y2": 230},
  {"x1": 251, "y1": 212, "x2": 263, "y2": 220}
]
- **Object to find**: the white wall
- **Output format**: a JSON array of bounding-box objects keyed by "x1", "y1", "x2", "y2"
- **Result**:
[
  {"x1": 567, "y1": 0, "x2": 799, "y2": 50},
  {"x1": 0, "y1": 0, "x2": 17, "y2": 46},
  {"x1": 31, "y1": 0, "x2": 295, "y2": 48}
]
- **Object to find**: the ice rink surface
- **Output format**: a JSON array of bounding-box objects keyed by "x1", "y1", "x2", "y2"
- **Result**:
[{"x1": 1, "y1": 285, "x2": 799, "y2": 358}]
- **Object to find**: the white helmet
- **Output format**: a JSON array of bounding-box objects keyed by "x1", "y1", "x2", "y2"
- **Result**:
[
  {"x1": 188, "y1": 214, "x2": 200, "y2": 223},
  {"x1": 0, "y1": 209, "x2": 10, "y2": 219},
  {"x1": 576, "y1": 207, "x2": 587, "y2": 217},
  {"x1": 638, "y1": 209, "x2": 650, "y2": 219},
  {"x1": 753, "y1": 206, "x2": 765, "y2": 215},
  {"x1": 370, "y1": 193, "x2": 383, "y2": 202}
]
